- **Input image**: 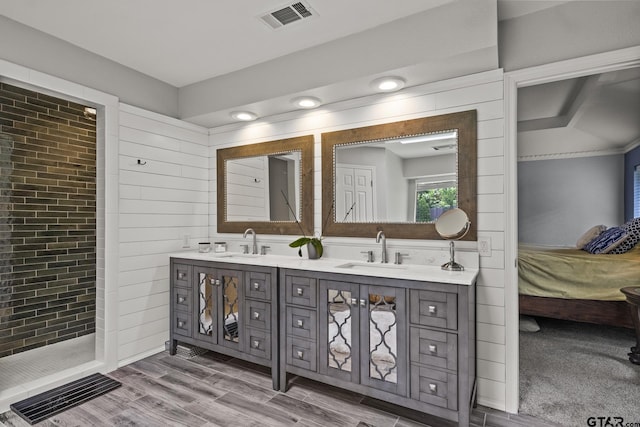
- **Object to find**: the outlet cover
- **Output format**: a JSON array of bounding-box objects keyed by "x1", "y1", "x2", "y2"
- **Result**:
[{"x1": 478, "y1": 237, "x2": 491, "y2": 257}]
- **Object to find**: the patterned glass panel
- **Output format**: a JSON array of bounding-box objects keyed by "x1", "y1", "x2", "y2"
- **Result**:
[
  {"x1": 222, "y1": 274, "x2": 240, "y2": 342},
  {"x1": 198, "y1": 273, "x2": 214, "y2": 335},
  {"x1": 327, "y1": 289, "x2": 352, "y2": 372},
  {"x1": 368, "y1": 293, "x2": 397, "y2": 383}
]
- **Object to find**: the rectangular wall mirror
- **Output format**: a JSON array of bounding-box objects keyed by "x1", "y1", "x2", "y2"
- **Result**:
[
  {"x1": 321, "y1": 110, "x2": 477, "y2": 240},
  {"x1": 217, "y1": 135, "x2": 314, "y2": 236}
]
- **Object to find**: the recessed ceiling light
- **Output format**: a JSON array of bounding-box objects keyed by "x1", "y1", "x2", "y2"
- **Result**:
[
  {"x1": 231, "y1": 111, "x2": 258, "y2": 121},
  {"x1": 292, "y1": 96, "x2": 321, "y2": 109},
  {"x1": 371, "y1": 76, "x2": 406, "y2": 92}
]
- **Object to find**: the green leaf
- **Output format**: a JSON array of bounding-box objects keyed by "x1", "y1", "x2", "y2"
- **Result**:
[{"x1": 289, "y1": 237, "x2": 311, "y2": 248}]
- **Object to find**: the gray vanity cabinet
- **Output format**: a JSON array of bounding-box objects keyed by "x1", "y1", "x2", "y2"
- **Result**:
[
  {"x1": 280, "y1": 268, "x2": 475, "y2": 427},
  {"x1": 169, "y1": 258, "x2": 278, "y2": 389}
]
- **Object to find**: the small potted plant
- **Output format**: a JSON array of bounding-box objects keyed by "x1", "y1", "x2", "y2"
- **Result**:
[
  {"x1": 289, "y1": 233, "x2": 323, "y2": 259},
  {"x1": 283, "y1": 191, "x2": 333, "y2": 259}
]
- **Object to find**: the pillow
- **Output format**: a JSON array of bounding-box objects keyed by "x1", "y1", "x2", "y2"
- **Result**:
[
  {"x1": 610, "y1": 217, "x2": 640, "y2": 254},
  {"x1": 576, "y1": 224, "x2": 607, "y2": 249},
  {"x1": 583, "y1": 226, "x2": 628, "y2": 254}
]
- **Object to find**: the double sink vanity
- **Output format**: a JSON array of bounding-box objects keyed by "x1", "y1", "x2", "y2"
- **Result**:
[
  {"x1": 169, "y1": 252, "x2": 477, "y2": 426},
  {"x1": 170, "y1": 109, "x2": 480, "y2": 425}
]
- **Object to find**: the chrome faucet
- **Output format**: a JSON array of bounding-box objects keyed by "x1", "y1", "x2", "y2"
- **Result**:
[
  {"x1": 376, "y1": 230, "x2": 387, "y2": 263},
  {"x1": 243, "y1": 228, "x2": 257, "y2": 254}
]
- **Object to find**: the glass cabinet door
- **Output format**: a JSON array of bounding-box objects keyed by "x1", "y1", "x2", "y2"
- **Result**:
[
  {"x1": 360, "y1": 285, "x2": 406, "y2": 396},
  {"x1": 219, "y1": 269, "x2": 243, "y2": 351},
  {"x1": 319, "y1": 280, "x2": 359, "y2": 383},
  {"x1": 194, "y1": 267, "x2": 217, "y2": 343}
]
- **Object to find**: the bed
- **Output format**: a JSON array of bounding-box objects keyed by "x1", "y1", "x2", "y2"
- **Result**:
[{"x1": 518, "y1": 244, "x2": 640, "y2": 328}]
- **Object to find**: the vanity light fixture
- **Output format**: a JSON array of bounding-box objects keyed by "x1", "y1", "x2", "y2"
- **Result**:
[
  {"x1": 231, "y1": 111, "x2": 258, "y2": 121},
  {"x1": 292, "y1": 96, "x2": 321, "y2": 109},
  {"x1": 371, "y1": 76, "x2": 405, "y2": 92}
]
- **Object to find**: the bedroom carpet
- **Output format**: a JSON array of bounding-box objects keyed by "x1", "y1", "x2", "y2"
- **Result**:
[{"x1": 519, "y1": 318, "x2": 640, "y2": 427}]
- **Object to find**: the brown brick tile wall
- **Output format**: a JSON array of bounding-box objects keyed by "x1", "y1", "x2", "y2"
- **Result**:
[{"x1": 0, "y1": 83, "x2": 96, "y2": 357}]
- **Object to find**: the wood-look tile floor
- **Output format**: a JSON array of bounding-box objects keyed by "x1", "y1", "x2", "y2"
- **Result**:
[{"x1": 0, "y1": 351, "x2": 558, "y2": 427}]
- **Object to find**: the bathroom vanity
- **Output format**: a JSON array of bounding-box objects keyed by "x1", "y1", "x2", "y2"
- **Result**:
[
  {"x1": 169, "y1": 257, "x2": 279, "y2": 388},
  {"x1": 169, "y1": 253, "x2": 477, "y2": 426}
]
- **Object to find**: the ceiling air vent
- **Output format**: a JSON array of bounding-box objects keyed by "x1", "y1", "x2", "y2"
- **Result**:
[{"x1": 260, "y1": 2, "x2": 316, "y2": 30}]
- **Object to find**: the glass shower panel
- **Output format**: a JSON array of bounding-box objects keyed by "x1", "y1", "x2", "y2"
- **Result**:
[
  {"x1": 198, "y1": 272, "x2": 214, "y2": 336},
  {"x1": 222, "y1": 274, "x2": 240, "y2": 343},
  {"x1": 368, "y1": 293, "x2": 398, "y2": 384},
  {"x1": 327, "y1": 288, "x2": 352, "y2": 372}
]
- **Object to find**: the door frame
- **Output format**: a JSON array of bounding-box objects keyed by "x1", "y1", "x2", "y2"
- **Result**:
[{"x1": 503, "y1": 45, "x2": 640, "y2": 413}]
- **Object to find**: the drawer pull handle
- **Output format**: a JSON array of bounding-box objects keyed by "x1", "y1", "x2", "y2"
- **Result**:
[
  {"x1": 351, "y1": 298, "x2": 358, "y2": 306},
  {"x1": 296, "y1": 350, "x2": 304, "y2": 359},
  {"x1": 177, "y1": 272, "x2": 186, "y2": 280},
  {"x1": 253, "y1": 282, "x2": 260, "y2": 290},
  {"x1": 296, "y1": 319, "x2": 304, "y2": 328},
  {"x1": 360, "y1": 299, "x2": 366, "y2": 307},
  {"x1": 177, "y1": 320, "x2": 184, "y2": 328},
  {"x1": 428, "y1": 344, "x2": 437, "y2": 354},
  {"x1": 253, "y1": 340, "x2": 260, "y2": 349},
  {"x1": 253, "y1": 311, "x2": 260, "y2": 320},
  {"x1": 296, "y1": 287, "x2": 304, "y2": 296},
  {"x1": 428, "y1": 305, "x2": 437, "y2": 315},
  {"x1": 429, "y1": 383, "x2": 437, "y2": 393},
  {"x1": 177, "y1": 296, "x2": 185, "y2": 303}
]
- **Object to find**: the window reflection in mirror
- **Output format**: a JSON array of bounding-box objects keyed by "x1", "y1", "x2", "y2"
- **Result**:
[
  {"x1": 321, "y1": 110, "x2": 476, "y2": 240},
  {"x1": 334, "y1": 130, "x2": 458, "y2": 224},
  {"x1": 225, "y1": 151, "x2": 301, "y2": 222}
]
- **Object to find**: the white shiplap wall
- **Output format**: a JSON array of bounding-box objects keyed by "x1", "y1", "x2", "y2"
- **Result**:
[
  {"x1": 117, "y1": 104, "x2": 209, "y2": 363},
  {"x1": 209, "y1": 70, "x2": 507, "y2": 409}
]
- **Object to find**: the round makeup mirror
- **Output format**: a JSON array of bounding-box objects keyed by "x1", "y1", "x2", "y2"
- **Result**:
[{"x1": 435, "y1": 208, "x2": 471, "y2": 271}]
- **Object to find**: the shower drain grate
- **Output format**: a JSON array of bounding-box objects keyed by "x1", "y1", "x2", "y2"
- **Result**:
[{"x1": 10, "y1": 373, "x2": 121, "y2": 425}]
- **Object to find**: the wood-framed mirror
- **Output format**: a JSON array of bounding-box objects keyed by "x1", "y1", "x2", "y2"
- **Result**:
[
  {"x1": 217, "y1": 135, "x2": 314, "y2": 235},
  {"x1": 321, "y1": 110, "x2": 476, "y2": 240}
]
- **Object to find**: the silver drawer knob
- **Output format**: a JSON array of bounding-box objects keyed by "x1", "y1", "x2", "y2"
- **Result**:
[
  {"x1": 177, "y1": 320, "x2": 184, "y2": 328},
  {"x1": 429, "y1": 383, "x2": 437, "y2": 393},
  {"x1": 177, "y1": 272, "x2": 186, "y2": 280},
  {"x1": 253, "y1": 311, "x2": 260, "y2": 320},
  {"x1": 351, "y1": 298, "x2": 357, "y2": 306},
  {"x1": 296, "y1": 319, "x2": 304, "y2": 328},
  {"x1": 177, "y1": 296, "x2": 185, "y2": 303},
  {"x1": 253, "y1": 282, "x2": 260, "y2": 290},
  {"x1": 215, "y1": 279, "x2": 221, "y2": 286},
  {"x1": 296, "y1": 287, "x2": 303, "y2": 296},
  {"x1": 429, "y1": 344, "x2": 437, "y2": 354},
  {"x1": 428, "y1": 305, "x2": 437, "y2": 315},
  {"x1": 253, "y1": 340, "x2": 260, "y2": 348},
  {"x1": 296, "y1": 350, "x2": 304, "y2": 359}
]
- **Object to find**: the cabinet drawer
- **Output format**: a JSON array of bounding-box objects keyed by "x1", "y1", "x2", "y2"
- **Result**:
[
  {"x1": 286, "y1": 275, "x2": 317, "y2": 307},
  {"x1": 245, "y1": 300, "x2": 271, "y2": 331},
  {"x1": 245, "y1": 328, "x2": 271, "y2": 360},
  {"x1": 411, "y1": 365, "x2": 457, "y2": 410},
  {"x1": 286, "y1": 307, "x2": 316, "y2": 340},
  {"x1": 287, "y1": 337, "x2": 317, "y2": 372},
  {"x1": 173, "y1": 288, "x2": 192, "y2": 314},
  {"x1": 245, "y1": 272, "x2": 271, "y2": 300},
  {"x1": 410, "y1": 327, "x2": 457, "y2": 371},
  {"x1": 409, "y1": 290, "x2": 457, "y2": 330},
  {"x1": 172, "y1": 312, "x2": 192, "y2": 338},
  {"x1": 173, "y1": 263, "x2": 191, "y2": 288}
]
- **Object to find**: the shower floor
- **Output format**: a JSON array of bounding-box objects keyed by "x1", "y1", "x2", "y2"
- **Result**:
[{"x1": 0, "y1": 334, "x2": 96, "y2": 412}]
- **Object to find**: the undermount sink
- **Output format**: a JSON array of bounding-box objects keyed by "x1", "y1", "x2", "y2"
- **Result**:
[
  {"x1": 212, "y1": 253, "x2": 261, "y2": 259},
  {"x1": 335, "y1": 262, "x2": 407, "y2": 270}
]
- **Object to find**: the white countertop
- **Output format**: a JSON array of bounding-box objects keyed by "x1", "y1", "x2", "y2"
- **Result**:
[{"x1": 170, "y1": 251, "x2": 478, "y2": 286}]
